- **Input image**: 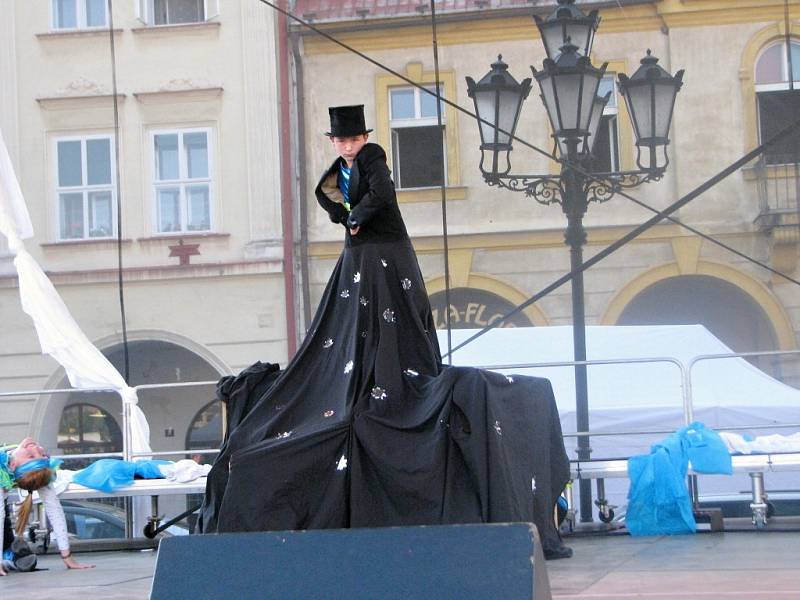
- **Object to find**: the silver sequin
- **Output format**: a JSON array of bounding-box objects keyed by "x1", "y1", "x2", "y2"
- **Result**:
[
  {"x1": 336, "y1": 455, "x2": 348, "y2": 471},
  {"x1": 361, "y1": 331, "x2": 367, "y2": 338},
  {"x1": 380, "y1": 258, "x2": 388, "y2": 267},
  {"x1": 531, "y1": 477, "x2": 537, "y2": 493},
  {"x1": 340, "y1": 289, "x2": 350, "y2": 298},
  {"x1": 371, "y1": 386, "x2": 388, "y2": 400},
  {"x1": 401, "y1": 278, "x2": 412, "y2": 290},
  {"x1": 493, "y1": 420, "x2": 502, "y2": 436},
  {"x1": 323, "y1": 410, "x2": 335, "y2": 418},
  {"x1": 353, "y1": 272, "x2": 361, "y2": 283},
  {"x1": 506, "y1": 376, "x2": 514, "y2": 384},
  {"x1": 382, "y1": 309, "x2": 395, "y2": 323},
  {"x1": 344, "y1": 360, "x2": 354, "y2": 374},
  {"x1": 404, "y1": 369, "x2": 419, "y2": 377},
  {"x1": 359, "y1": 296, "x2": 368, "y2": 306},
  {"x1": 275, "y1": 431, "x2": 292, "y2": 439},
  {"x1": 323, "y1": 338, "x2": 334, "y2": 349}
]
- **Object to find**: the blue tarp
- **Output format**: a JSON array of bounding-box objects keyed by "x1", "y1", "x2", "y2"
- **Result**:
[
  {"x1": 71, "y1": 459, "x2": 171, "y2": 493},
  {"x1": 626, "y1": 422, "x2": 732, "y2": 536}
]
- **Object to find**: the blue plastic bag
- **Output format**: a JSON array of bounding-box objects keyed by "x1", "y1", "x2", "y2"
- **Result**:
[
  {"x1": 682, "y1": 422, "x2": 733, "y2": 475},
  {"x1": 626, "y1": 431, "x2": 696, "y2": 536},
  {"x1": 72, "y1": 459, "x2": 171, "y2": 493}
]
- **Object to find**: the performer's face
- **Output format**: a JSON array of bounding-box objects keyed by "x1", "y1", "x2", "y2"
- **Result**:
[
  {"x1": 330, "y1": 134, "x2": 369, "y2": 166},
  {"x1": 9, "y1": 437, "x2": 49, "y2": 468}
]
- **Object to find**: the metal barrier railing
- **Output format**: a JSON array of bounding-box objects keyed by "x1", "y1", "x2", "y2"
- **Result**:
[
  {"x1": 477, "y1": 355, "x2": 690, "y2": 445},
  {"x1": 4, "y1": 348, "x2": 800, "y2": 531}
]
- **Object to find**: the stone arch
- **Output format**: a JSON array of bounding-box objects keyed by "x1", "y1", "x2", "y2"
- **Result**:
[
  {"x1": 739, "y1": 21, "x2": 800, "y2": 151},
  {"x1": 31, "y1": 330, "x2": 231, "y2": 452},
  {"x1": 426, "y1": 272, "x2": 549, "y2": 327},
  {"x1": 601, "y1": 261, "x2": 795, "y2": 351}
]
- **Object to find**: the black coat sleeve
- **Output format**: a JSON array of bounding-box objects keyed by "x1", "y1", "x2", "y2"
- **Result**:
[{"x1": 346, "y1": 145, "x2": 395, "y2": 229}]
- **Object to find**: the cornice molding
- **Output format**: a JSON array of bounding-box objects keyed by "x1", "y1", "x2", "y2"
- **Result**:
[
  {"x1": 297, "y1": 2, "x2": 800, "y2": 55},
  {"x1": 36, "y1": 28, "x2": 123, "y2": 40},
  {"x1": 130, "y1": 21, "x2": 220, "y2": 36},
  {"x1": 307, "y1": 223, "x2": 683, "y2": 259},
  {"x1": 0, "y1": 259, "x2": 282, "y2": 289}
]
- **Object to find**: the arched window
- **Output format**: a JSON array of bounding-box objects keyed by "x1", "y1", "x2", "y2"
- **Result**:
[
  {"x1": 185, "y1": 400, "x2": 223, "y2": 465},
  {"x1": 755, "y1": 39, "x2": 800, "y2": 165},
  {"x1": 57, "y1": 403, "x2": 122, "y2": 469}
]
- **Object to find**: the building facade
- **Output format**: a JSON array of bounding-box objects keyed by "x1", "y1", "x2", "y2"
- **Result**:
[
  {"x1": 292, "y1": 0, "x2": 800, "y2": 384},
  {"x1": 0, "y1": 0, "x2": 289, "y2": 469}
]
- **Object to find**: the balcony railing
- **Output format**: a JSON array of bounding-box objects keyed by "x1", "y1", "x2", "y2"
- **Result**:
[{"x1": 752, "y1": 153, "x2": 800, "y2": 230}]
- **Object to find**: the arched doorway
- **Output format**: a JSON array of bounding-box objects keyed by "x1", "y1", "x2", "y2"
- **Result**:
[
  {"x1": 616, "y1": 274, "x2": 780, "y2": 375},
  {"x1": 429, "y1": 288, "x2": 534, "y2": 329},
  {"x1": 57, "y1": 403, "x2": 122, "y2": 470},
  {"x1": 185, "y1": 399, "x2": 223, "y2": 466}
]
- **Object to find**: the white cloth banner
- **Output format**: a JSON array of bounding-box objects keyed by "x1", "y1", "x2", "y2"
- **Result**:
[{"x1": 0, "y1": 128, "x2": 151, "y2": 455}]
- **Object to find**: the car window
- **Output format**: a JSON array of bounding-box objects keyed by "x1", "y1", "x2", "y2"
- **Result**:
[{"x1": 73, "y1": 513, "x2": 124, "y2": 539}]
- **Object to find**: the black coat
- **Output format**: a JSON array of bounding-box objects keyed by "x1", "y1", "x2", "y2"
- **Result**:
[{"x1": 315, "y1": 143, "x2": 407, "y2": 244}]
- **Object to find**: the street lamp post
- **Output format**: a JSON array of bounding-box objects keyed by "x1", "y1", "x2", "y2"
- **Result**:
[{"x1": 466, "y1": 0, "x2": 683, "y2": 523}]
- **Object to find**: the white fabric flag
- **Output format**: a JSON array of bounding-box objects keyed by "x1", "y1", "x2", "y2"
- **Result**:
[{"x1": 0, "y1": 128, "x2": 151, "y2": 455}]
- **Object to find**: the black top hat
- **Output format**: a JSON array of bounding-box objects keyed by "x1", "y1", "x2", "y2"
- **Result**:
[{"x1": 326, "y1": 105, "x2": 373, "y2": 137}]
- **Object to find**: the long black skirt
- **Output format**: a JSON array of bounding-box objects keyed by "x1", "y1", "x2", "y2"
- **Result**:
[{"x1": 199, "y1": 235, "x2": 569, "y2": 551}]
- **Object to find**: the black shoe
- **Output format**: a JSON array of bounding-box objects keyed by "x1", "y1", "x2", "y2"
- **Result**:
[
  {"x1": 10, "y1": 538, "x2": 37, "y2": 571},
  {"x1": 14, "y1": 553, "x2": 37, "y2": 572},
  {"x1": 10, "y1": 537, "x2": 33, "y2": 558},
  {"x1": 543, "y1": 543, "x2": 573, "y2": 560}
]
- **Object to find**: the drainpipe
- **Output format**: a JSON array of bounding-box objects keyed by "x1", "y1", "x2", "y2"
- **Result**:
[
  {"x1": 291, "y1": 33, "x2": 313, "y2": 328},
  {"x1": 278, "y1": 0, "x2": 297, "y2": 355}
]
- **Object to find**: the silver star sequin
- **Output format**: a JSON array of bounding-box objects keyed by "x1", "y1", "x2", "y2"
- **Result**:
[
  {"x1": 336, "y1": 455, "x2": 348, "y2": 471},
  {"x1": 506, "y1": 376, "x2": 514, "y2": 384},
  {"x1": 353, "y1": 271, "x2": 361, "y2": 283},
  {"x1": 340, "y1": 289, "x2": 350, "y2": 298},
  {"x1": 371, "y1": 386, "x2": 387, "y2": 400},
  {"x1": 323, "y1": 410, "x2": 335, "y2": 418},
  {"x1": 382, "y1": 308, "x2": 395, "y2": 323},
  {"x1": 361, "y1": 331, "x2": 367, "y2": 338},
  {"x1": 404, "y1": 369, "x2": 419, "y2": 377},
  {"x1": 323, "y1": 338, "x2": 334, "y2": 349},
  {"x1": 275, "y1": 431, "x2": 292, "y2": 439},
  {"x1": 401, "y1": 278, "x2": 412, "y2": 290},
  {"x1": 380, "y1": 258, "x2": 388, "y2": 267},
  {"x1": 344, "y1": 360, "x2": 354, "y2": 374},
  {"x1": 493, "y1": 420, "x2": 502, "y2": 436},
  {"x1": 359, "y1": 296, "x2": 368, "y2": 306}
]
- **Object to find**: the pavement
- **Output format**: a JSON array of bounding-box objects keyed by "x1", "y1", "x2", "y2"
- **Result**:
[{"x1": 2, "y1": 521, "x2": 799, "y2": 599}]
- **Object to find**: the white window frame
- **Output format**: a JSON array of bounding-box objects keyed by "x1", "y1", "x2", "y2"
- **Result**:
[
  {"x1": 50, "y1": 0, "x2": 109, "y2": 31},
  {"x1": 136, "y1": 0, "x2": 219, "y2": 26},
  {"x1": 150, "y1": 127, "x2": 214, "y2": 235},
  {"x1": 755, "y1": 40, "x2": 800, "y2": 165},
  {"x1": 53, "y1": 134, "x2": 117, "y2": 242},
  {"x1": 594, "y1": 73, "x2": 620, "y2": 172},
  {"x1": 389, "y1": 84, "x2": 448, "y2": 189}
]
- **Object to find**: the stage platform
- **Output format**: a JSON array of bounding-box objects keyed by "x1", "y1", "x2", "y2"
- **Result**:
[{"x1": 2, "y1": 521, "x2": 799, "y2": 599}]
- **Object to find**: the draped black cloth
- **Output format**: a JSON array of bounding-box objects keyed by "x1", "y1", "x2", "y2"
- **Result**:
[{"x1": 198, "y1": 233, "x2": 570, "y2": 552}]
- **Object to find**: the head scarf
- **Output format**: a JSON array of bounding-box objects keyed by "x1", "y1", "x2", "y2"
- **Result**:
[
  {"x1": 0, "y1": 445, "x2": 62, "y2": 489},
  {"x1": 0, "y1": 447, "x2": 15, "y2": 490}
]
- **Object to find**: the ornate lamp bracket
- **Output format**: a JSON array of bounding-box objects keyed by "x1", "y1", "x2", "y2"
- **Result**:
[{"x1": 491, "y1": 165, "x2": 664, "y2": 207}]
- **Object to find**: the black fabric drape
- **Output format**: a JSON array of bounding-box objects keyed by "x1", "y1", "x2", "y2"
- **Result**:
[{"x1": 199, "y1": 234, "x2": 569, "y2": 551}]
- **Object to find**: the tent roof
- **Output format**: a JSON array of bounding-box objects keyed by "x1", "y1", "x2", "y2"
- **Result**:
[{"x1": 439, "y1": 324, "x2": 800, "y2": 414}]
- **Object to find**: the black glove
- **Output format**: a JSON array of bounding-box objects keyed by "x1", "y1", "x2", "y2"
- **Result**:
[
  {"x1": 328, "y1": 204, "x2": 349, "y2": 225},
  {"x1": 346, "y1": 214, "x2": 359, "y2": 229}
]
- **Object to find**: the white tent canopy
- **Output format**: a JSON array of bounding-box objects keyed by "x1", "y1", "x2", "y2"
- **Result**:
[
  {"x1": 440, "y1": 324, "x2": 800, "y2": 419},
  {"x1": 438, "y1": 325, "x2": 800, "y2": 510}
]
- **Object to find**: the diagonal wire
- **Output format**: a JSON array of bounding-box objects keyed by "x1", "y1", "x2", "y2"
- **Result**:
[{"x1": 265, "y1": 0, "x2": 800, "y2": 289}]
